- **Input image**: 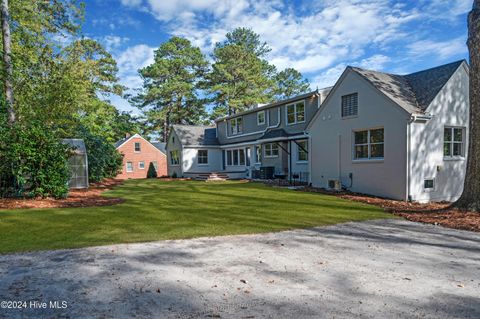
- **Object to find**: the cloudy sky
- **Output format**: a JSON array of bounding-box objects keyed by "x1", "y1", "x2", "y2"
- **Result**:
[{"x1": 82, "y1": 0, "x2": 471, "y2": 113}]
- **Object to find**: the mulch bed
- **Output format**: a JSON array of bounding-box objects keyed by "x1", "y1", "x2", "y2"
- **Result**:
[
  {"x1": 302, "y1": 187, "x2": 480, "y2": 232},
  {"x1": 0, "y1": 179, "x2": 124, "y2": 210}
]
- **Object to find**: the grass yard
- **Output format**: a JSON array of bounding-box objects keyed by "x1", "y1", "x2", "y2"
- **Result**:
[{"x1": 0, "y1": 180, "x2": 392, "y2": 254}]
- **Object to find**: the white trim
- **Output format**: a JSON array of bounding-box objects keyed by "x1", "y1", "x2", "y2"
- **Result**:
[
  {"x1": 264, "y1": 143, "x2": 279, "y2": 158},
  {"x1": 197, "y1": 149, "x2": 209, "y2": 165},
  {"x1": 423, "y1": 178, "x2": 435, "y2": 192},
  {"x1": 138, "y1": 161, "x2": 145, "y2": 169},
  {"x1": 219, "y1": 134, "x2": 308, "y2": 149},
  {"x1": 352, "y1": 127, "x2": 385, "y2": 161},
  {"x1": 257, "y1": 110, "x2": 266, "y2": 125},
  {"x1": 443, "y1": 126, "x2": 466, "y2": 159},
  {"x1": 126, "y1": 161, "x2": 133, "y2": 173}
]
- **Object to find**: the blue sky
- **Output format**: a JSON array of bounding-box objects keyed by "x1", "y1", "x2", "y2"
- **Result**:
[{"x1": 81, "y1": 0, "x2": 471, "y2": 114}]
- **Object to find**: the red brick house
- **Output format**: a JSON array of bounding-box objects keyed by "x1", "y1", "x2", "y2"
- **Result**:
[{"x1": 114, "y1": 134, "x2": 167, "y2": 179}]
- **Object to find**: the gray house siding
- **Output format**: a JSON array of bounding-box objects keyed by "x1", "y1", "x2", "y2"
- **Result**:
[
  {"x1": 309, "y1": 70, "x2": 410, "y2": 200},
  {"x1": 216, "y1": 93, "x2": 320, "y2": 146}
]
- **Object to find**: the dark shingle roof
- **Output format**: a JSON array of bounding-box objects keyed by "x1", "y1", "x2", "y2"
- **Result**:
[
  {"x1": 351, "y1": 60, "x2": 465, "y2": 113},
  {"x1": 259, "y1": 129, "x2": 291, "y2": 140},
  {"x1": 114, "y1": 137, "x2": 129, "y2": 148},
  {"x1": 151, "y1": 142, "x2": 166, "y2": 153},
  {"x1": 172, "y1": 125, "x2": 219, "y2": 146}
]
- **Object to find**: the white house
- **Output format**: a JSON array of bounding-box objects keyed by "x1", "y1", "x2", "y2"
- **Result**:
[{"x1": 307, "y1": 60, "x2": 470, "y2": 202}]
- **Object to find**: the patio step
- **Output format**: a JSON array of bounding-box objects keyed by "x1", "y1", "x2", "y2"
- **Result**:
[{"x1": 196, "y1": 172, "x2": 229, "y2": 182}]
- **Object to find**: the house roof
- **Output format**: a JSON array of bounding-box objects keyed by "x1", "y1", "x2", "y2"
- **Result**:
[
  {"x1": 114, "y1": 133, "x2": 166, "y2": 155},
  {"x1": 350, "y1": 60, "x2": 465, "y2": 114},
  {"x1": 259, "y1": 128, "x2": 291, "y2": 141},
  {"x1": 214, "y1": 90, "x2": 321, "y2": 122},
  {"x1": 172, "y1": 125, "x2": 219, "y2": 146},
  {"x1": 62, "y1": 139, "x2": 87, "y2": 154},
  {"x1": 151, "y1": 142, "x2": 166, "y2": 153}
]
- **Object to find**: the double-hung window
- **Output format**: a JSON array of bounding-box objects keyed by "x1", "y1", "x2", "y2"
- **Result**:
[
  {"x1": 230, "y1": 117, "x2": 243, "y2": 135},
  {"x1": 444, "y1": 127, "x2": 465, "y2": 158},
  {"x1": 264, "y1": 143, "x2": 279, "y2": 157},
  {"x1": 138, "y1": 161, "x2": 145, "y2": 169},
  {"x1": 354, "y1": 128, "x2": 384, "y2": 160},
  {"x1": 126, "y1": 162, "x2": 133, "y2": 172},
  {"x1": 342, "y1": 93, "x2": 358, "y2": 118},
  {"x1": 297, "y1": 140, "x2": 308, "y2": 162},
  {"x1": 134, "y1": 142, "x2": 141, "y2": 152},
  {"x1": 286, "y1": 101, "x2": 305, "y2": 125},
  {"x1": 257, "y1": 111, "x2": 266, "y2": 125},
  {"x1": 198, "y1": 150, "x2": 208, "y2": 164},
  {"x1": 170, "y1": 150, "x2": 180, "y2": 165}
]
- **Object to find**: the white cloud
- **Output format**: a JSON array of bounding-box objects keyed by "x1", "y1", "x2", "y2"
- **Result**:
[
  {"x1": 101, "y1": 35, "x2": 130, "y2": 51},
  {"x1": 407, "y1": 37, "x2": 467, "y2": 60},
  {"x1": 115, "y1": 44, "x2": 155, "y2": 88}
]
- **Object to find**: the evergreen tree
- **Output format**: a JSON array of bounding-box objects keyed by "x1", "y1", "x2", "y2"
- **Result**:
[
  {"x1": 133, "y1": 37, "x2": 208, "y2": 142},
  {"x1": 273, "y1": 68, "x2": 311, "y2": 100}
]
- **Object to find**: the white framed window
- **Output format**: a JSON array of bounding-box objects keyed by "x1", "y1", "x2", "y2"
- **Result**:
[
  {"x1": 257, "y1": 111, "x2": 266, "y2": 125},
  {"x1": 138, "y1": 161, "x2": 145, "y2": 169},
  {"x1": 297, "y1": 140, "x2": 308, "y2": 162},
  {"x1": 444, "y1": 127, "x2": 465, "y2": 158},
  {"x1": 255, "y1": 145, "x2": 262, "y2": 163},
  {"x1": 198, "y1": 150, "x2": 208, "y2": 164},
  {"x1": 152, "y1": 161, "x2": 158, "y2": 170},
  {"x1": 264, "y1": 143, "x2": 279, "y2": 158},
  {"x1": 170, "y1": 150, "x2": 180, "y2": 165},
  {"x1": 134, "y1": 142, "x2": 141, "y2": 152},
  {"x1": 353, "y1": 128, "x2": 384, "y2": 160},
  {"x1": 226, "y1": 149, "x2": 246, "y2": 166},
  {"x1": 230, "y1": 117, "x2": 243, "y2": 135},
  {"x1": 342, "y1": 93, "x2": 358, "y2": 118},
  {"x1": 286, "y1": 101, "x2": 305, "y2": 125},
  {"x1": 126, "y1": 162, "x2": 133, "y2": 172},
  {"x1": 424, "y1": 178, "x2": 435, "y2": 191}
]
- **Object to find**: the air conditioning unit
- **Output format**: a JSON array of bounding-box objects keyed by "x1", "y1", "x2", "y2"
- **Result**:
[{"x1": 328, "y1": 179, "x2": 342, "y2": 191}]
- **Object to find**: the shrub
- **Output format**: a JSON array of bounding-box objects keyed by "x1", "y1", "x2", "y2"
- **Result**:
[
  {"x1": 147, "y1": 162, "x2": 157, "y2": 178},
  {"x1": 172, "y1": 172, "x2": 177, "y2": 178},
  {"x1": 0, "y1": 118, "x2": 71, "y2": 198},
  {"x1": 78, "y1": 127, "x2": 123, "y2": 182}
]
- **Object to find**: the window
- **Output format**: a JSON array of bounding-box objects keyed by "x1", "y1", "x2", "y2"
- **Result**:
[
  {"x1": 354, "y1": 128, "x2": 384, "y2": 160},
  {"x1": 424, "y1": 179, "x2": 435, "y2": 190},
  {"x1": 257, "y1": 111, "x2": 266, "y2": 125},
  {"x1": 264, "y1": 143, "x2": 279, "y2": 157},
  {"x1": 138, "y1": 161, "x2": 145, "y2": 169},
  {"x1": 152, "y1": 161, "x2": 158, "y2": 170},
  {"x1": 126, "y1": 162, "x2": 133, "y2": 172},
  {"x1": 170, "y1": 150, "x2": 180, "y2": 165},
  {"x1": 230, "y1": 117, "x2": 243, "y2": 135},
  {"x1": 444, "y1": 127, "x2": 464, "y2": 158},
  {"x1": 134, "y1": 142, "x2": 141, "y2": 152},
  {"x1": 255, "y1": 145, "x2": 262, "y2": 163},
  {"x1": 198, "y1": 150, "x2": 208, "y2": 164},
  {"x1": 226, "y1": 149, "x2": 246, "y2": 166},
  {"x1": 342, "y1": 93, "x2": 358, "y2": 118},
  {"x1": 297, "y1": 140, "x2": 308, "y2": 162},
  {"x1": 286, "y1": 101, "x2": 305, "y2": 125}
]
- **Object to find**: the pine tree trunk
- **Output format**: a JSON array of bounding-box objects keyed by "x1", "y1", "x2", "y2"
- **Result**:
[
  {"x1": 1, "y1": 0, "x2": 14, "y2": 124},
  {"x1": 455, "y1": 0, "x2": 480, "y2": 211}
]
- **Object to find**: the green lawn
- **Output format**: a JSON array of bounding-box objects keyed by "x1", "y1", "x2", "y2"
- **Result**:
[{"x1": 0, "y1": 180, "x2": 392, "y2": 254}]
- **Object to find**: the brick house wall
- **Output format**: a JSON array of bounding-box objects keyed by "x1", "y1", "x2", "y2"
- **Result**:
[{"x1": 116, "y1": 136, "x2": 167, "y2": 179}]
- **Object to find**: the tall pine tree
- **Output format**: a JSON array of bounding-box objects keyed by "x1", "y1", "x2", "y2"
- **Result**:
[{"x1": 133, "y1": 37, "x2": 208, "y2": 141}]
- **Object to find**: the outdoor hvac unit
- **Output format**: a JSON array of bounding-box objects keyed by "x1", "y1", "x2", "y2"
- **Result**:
[{"x1": 328, "y1": 179, "x2": 342, "y2": 191}]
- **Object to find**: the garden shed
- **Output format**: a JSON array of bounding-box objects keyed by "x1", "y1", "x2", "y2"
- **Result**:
[{"x1": 62, "y1": 139, "x2": 89, "y2": 189}]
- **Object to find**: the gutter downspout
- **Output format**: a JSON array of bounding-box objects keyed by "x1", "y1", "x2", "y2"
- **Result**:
[{"x1": 407, "y1": 116, "x2": 414, "y2": 202}]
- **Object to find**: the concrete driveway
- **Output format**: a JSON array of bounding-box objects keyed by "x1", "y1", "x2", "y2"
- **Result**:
[{"x1": 0, "y1": 219, "x2": 479, "y2": 318}]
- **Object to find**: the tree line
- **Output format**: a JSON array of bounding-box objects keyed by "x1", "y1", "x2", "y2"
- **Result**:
[{"x1": 131, "y1": 28, "x2": 311, "y2": 142}]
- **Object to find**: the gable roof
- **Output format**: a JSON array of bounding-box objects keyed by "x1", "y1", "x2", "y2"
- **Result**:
[
  {"x1": 351, "y1": 60, "x2": 466, "y2": 114},
  {"x1": 172, "y1": 125, "x2": 219, "y2": 146},
  {"x1": 114, "y1": 133, "x2": 166, "y2": 155}
]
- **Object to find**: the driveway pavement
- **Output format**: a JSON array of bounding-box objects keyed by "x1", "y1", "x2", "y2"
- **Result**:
[{"x1": 0, "y1": 219, "x2": 479, "y2": 318}]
